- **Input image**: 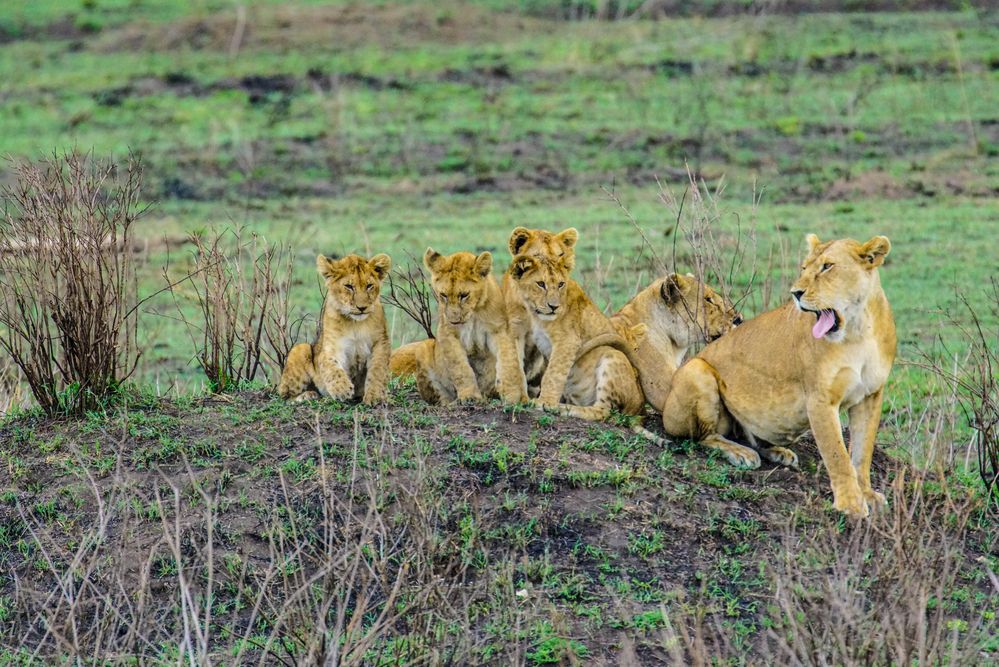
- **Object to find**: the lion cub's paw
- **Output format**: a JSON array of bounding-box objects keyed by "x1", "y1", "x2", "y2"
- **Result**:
[
  {"x1": 362, "y1": 391, "x2": 387, "y2": 406},
  {"x1": 761, "y1": 446, "x2": 799, "y2": 469},
  {"x1": 292, "y1": 391, "x2": 321, "y2": 402},
  {"x1": 722, "y1": 444, "x2": 761, "y2": 470}
]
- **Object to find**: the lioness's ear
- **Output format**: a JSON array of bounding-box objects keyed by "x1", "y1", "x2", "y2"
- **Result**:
[
  {"x1": 423, "y1": 247, "x2": 443, "y2": 272},
  {"x1": 316, "y1": 254, "x2": 338, "y2": 279},
  {"x1": 369, "y1": 253, "x2": 391, "y2": 281},
  {"x1": 511, "y1": 255, "x2": 536, "y2": 279},
  {"x1": 555, "y1": 227, "x2": 578, "y2": 249},
  {"x1": 806, "y1": 233, "x2": 821, "y2": 254},
  {"x1": 509, "y1": 227, "x2": 532, "y2": 255},
  {"x1": 858, "y1": 236, "x2": 890, "y2": 267},
  {"x1": 661, "y1": 274, "x2": 685, "y2": 304},
  {"x1": 474, "y1": 251, "x2": 492, "y2": 278}
]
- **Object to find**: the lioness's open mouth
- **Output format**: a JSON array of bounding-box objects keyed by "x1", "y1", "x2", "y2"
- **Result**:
[{"x1": 803, "y1": 308, "x2": 840, "y2": 339}]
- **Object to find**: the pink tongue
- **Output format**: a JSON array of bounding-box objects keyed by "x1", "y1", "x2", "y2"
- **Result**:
[{"x1": 812, "y1": 310, "x2": 836, "y2": 339}]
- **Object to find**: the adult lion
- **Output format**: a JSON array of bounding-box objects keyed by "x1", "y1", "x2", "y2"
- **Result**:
[{"x1": 660, "y1": 235, "x2": 896, "y2": 517}]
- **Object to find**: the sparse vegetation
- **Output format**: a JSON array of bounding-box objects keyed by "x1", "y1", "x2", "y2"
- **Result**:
[{"x1": 1, "y1": 0, "x2": 997, "y2": 663}]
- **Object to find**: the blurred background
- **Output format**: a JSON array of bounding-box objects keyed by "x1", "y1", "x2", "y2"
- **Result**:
[{"x1": 1, "y1": 0, "x2": 997, "y2": 400}]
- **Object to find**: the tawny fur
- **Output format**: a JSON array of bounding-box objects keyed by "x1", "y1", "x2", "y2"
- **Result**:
[
  {"x1": 610, "y1": 273, "x2": 742, "y2": 411},
  {"x1": 660, "y1": 235, "x2": 896, "y2": 518},
  {"x1": 557, "y1": 322, "x2": 647, "y2": 421},
  {"x1": 389, "y1": 249, "x2": 523, "y2": 404},
  {"x1": 278, "y1": 253, "x2": 392, "y2": 405}
]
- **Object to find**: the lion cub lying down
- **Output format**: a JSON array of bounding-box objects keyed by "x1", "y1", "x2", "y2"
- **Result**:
[
  {"x1": 389, "y1": 248, "x2": 523, "y2": 404},
  {"x1": 278, "y1": 253, "x2": 392, "y2": 404},
  {"x1": 661, "y1": 235, "x2": 896, "y2": 517}
]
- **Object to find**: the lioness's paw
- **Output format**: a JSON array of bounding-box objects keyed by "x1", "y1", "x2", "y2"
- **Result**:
[
  {"x1": 833, "y1": 493, "x2": 869, "y2": 519},
  {"x1": 863, "y1": 489, "x2": 887, "y2": 511},
  {"x1": 723, "y1": 446, "x2": 761, "y2": 470},
  {"x1": 762, "y1": 446, "x2": 799, "y2": 468}
]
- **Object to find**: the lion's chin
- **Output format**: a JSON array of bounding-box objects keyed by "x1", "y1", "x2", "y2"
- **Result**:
[
  {"x1": 535, "y1": 311, "x2": 558, "y2": 321},
  {"x1": 347, "y1": 312, "x2": 370, "y2": 321}
]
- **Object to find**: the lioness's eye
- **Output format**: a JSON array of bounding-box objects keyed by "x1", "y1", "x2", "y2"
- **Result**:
[
  {"x1": 536, "y1": 281, "x2": 546, "y2": 289},
  {"x1": 345, "y1": 284, "x2": 354, "y2": 292},
  {"x1": 821, "y1": 263, "x2": 834, "y2": 272},
  {"x1": 557, "y1": 281, "x2": 565, "y2": 289}
]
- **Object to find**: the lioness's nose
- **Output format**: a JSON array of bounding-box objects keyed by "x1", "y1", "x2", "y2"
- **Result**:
[
  {"x1": 790, "y1": 290, "x2": 804, "y2": 301},
  {"x1": 733, "y1": 316, "x2": 743, "y2": 326}
]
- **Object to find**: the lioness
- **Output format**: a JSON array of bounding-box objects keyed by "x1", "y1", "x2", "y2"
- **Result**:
[
  {"x1": 388, "y1": 248, "x2": 523, "y2": 404},
  {"x1": 508, "y1": 253, "x2": 633, "y2": 410},
  {"x1": 278, "y1": 253, "x2": 392, "y2": 404},
  {"x1": 660, "y1": 235, "x2": 896, "y2": 517},
  {"x1": 611, "y1": 273, "x2": 742, "y2": 410}
]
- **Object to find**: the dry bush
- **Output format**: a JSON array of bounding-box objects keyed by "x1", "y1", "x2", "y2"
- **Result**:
[
  {"x1": 918, "y1": 281, "x2": 999, "y2": 509},
  {"x1": 763, "y1": 470, "x2": 993, "y2": 665},
  {"x1": 383, "y1": 260, "x2": 436, "y2": 340},
  {"x1": 0, "y1": 151, "x2": 145, "y2": 415},
  {"x1": 165, "y1": 227, "x2": 299, "y2": 392},
  {"x1": 1, "y1": 414, "x2": 550, "y2": 664}
]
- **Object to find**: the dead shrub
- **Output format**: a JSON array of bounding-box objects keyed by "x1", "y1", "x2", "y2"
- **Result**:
[
  {"x1": 0, "y1": 151, "x2": 145, "y2": 415},
  {"x1": 764, "y1": 470, "x2": 992, "y2": 665},
  {"x1": 382, "y1": 260, "x2": 436, "y2": 340},
  {"x1": 164, "y1": 227, "x2": 298, "y2": 392}
]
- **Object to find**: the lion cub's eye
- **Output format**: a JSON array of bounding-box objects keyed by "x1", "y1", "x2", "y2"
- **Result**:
[
  {"x1": 459, "y1": 292, "x2": 469, "y2": 301},
  {"x1": 439, "y1": 293, "x2": 448, "y2": 303},
  {"x1": 366, "y1": 283, "x2": 374, "y2": 291},
  {"x1": 344, "y1": 284, "x2": 354, "y2": 292},
  {"x1": 557, "y1": 281, "x2": 565, "y2": 289},
  {"x1": 536, "y1": 281, "x2": 546, "y2": 289},
  {"x1": 821, "y1": 263, "x2": 834, "y2": 273}
]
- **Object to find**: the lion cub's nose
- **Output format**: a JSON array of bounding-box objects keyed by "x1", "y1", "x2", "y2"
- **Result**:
[
  {"x1": 547, "y1": 304, "x2": 559, "y2": 312},
  {"x1": 790, "y1": 290, "x2": 804, "y2": 301},
  {"x1": 356, "y1": 305, "x2": 368, "y2": 312}
]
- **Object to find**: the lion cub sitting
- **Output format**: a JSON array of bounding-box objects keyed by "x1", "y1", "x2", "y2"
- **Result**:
[
  {"x1": 508, "y1": 253, "x2": 632, "y2": 410},
  {"x1": 278, "y1": 253, "x2": 392, "y2": 404},
  {"x1": 389, "y1": 249, "x2": 523, "y2": 404},
  {"x1": 611, "y1": 273, "x2": 742, "y2": 410},
  {"x1": 558, "y1": 321, "x2": 648, "y2": 421}
]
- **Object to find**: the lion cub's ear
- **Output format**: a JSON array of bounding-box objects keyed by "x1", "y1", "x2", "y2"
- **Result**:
[
  {"x1": 555, "y1": 227, "x2": 579, "y2": 249},
  {"x1": 858, "y1": 236, "x2": 891, "y2": 267},
  {"x1": 424, "y1": 247, "x2": 443, "y2": 272},
  {"x1": 369, "y1": 253, "x2": 392, "y2": 281},
  {"x1": 474, "y1": 251, "x2": 492, "y2": 278},
  {"x1": 661, "y1": 273, "x2": 689, "y2": 304},
  {"x1": 511, "y1": 254, "x2": 537, "y2": 279},
  {"x1": 508, "y1": 227, "x2": 532, "y2": 255},
  {"x1": 316, "y1": 254, "x2": 339, "y2": 280}
]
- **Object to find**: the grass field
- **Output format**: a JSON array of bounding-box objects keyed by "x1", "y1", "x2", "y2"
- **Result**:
[{"x1": 1, "y1": 1, "x2": 997, "y2": 663}]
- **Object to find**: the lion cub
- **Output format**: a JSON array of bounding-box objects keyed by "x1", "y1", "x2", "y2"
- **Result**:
[
  {"x1": 278, "y1": 253, "x2": 392, "y2": 404},
  {"x1": 508, "y1": 253, "x2": 632, "y2": 410},
  {"x1": 558, "y1": 321, "x2": 648, "y2": 421},
  {"x1": 611, "y1": 273, "x2": 742, "y2": 410},
  {"x1": 389, "y1": 249, "x2": 523, "y2": 404}
]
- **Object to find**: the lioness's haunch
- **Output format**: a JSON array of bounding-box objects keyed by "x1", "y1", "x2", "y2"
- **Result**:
[
  {"x1": 278, "y1": 253, "x2": 392, "y2": 404},
  {"x1": 660, "y1": 234, "x2": 896, "y2": 518}
]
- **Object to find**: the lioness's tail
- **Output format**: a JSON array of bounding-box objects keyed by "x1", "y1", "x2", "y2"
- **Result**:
[{"x1": 631, "y1": 422, "x2": 669, "y2": 447}]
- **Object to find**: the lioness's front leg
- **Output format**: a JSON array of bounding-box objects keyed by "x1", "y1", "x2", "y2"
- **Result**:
[
  {"x1": 494, "y1": 329, "x2": 528, "y2": 404},
  {"x1": 362, "y1": 333, "x2": 390, "y2": 405},
  {"x1": 848, "y1": 388, "x2": 886, "y2": 509},
  {"x1": 535, "y1": 334, "x2": 580, "y2": 409},
  {"x1": 807, "y1": 398, "x2": 867, "y2": 518},
  {"x1": 438, "y1": 326, "x2": 482, "y2": 402}
]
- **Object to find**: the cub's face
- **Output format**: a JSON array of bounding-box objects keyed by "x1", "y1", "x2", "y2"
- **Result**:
[
  {"x1": 661, "y1": 274, "x2": 742, "y2": 346},
  {"x1": 424, "y1": 249, "x2": 492, "y2": 326},
  {"x1": 510, "y1": 254, "x2": 570, "y2": 321},
  {"x1": 790, "y1": 234, "x2": 890, "y2": 341},
  {"x1": 508, "y1": 226, "x2": 578, "y2": 269},
  {"x1": 317, "y1": 253, "x2": 391, "y2": 321}
]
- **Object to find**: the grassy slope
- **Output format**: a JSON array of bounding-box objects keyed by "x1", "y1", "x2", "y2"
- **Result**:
[{"x1": 1, "y1": 1, "x2": 998, "y2": 662}]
